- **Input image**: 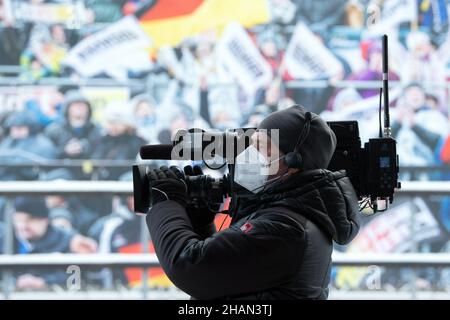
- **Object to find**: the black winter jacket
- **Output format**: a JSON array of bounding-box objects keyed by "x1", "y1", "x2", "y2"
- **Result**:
[{"x1": 146, "y1": 169, "x2": 360, "y2": 300}]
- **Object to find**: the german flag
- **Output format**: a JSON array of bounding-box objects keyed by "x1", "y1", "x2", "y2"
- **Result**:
[{"x1": 136, "y1": 0, "x2": 270, "y2": 48}]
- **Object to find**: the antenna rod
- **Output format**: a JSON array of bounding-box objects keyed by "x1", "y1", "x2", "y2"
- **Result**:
[{"x1": 382, "y1": 34, "x2": 391, "y2": 137}]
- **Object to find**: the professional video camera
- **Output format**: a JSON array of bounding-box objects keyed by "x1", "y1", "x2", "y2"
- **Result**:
[{"x1": 133, "y1": 35, "x2": 401, "y2": 214}]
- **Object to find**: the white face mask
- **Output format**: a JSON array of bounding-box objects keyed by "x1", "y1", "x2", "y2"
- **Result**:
[{"x1": 234, "y1": 145, "x2": 283, "y2": 193}]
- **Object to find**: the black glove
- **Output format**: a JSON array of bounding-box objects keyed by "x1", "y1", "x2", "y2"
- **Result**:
[
  {"x1": 183, "y1": 165, "x2": 217, "y2": 228},
  {"x1": 148, "y1": 166, "x2": 188, "y2": 207}
]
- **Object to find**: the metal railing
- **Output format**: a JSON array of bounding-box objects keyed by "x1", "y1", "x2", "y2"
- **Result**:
[
  {"x1": 0, "y1": 74, "x2": 447, "y2": 91},
  {"x1": 0, "y1": 77, "x2": 410, "y2": 93},
  {"x1": 0, "y1": 180, "x2": 446, "y2": 195},
  {"x1": 1, "y1": 180, "x2": 450, "y2": 300},
  {"x1": 1, "y1": 252, "x2": 450, "y2": 300},
  {"x1": 0, "y1": 160, "x2": 448, "y2": 177},
  {"x1": 1, "y1": 252, "x2": 450, "y2": 269}
]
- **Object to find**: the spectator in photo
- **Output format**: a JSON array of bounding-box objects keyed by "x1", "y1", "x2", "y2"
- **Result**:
[
  {"x1": 92, "y1": 103, "x2": 146, "y2": 179},
  {"x1": 19, "y1": 50, "x2": 53, "y2": 81},
  {"x1": 321, "y1": 88, "x2": 363, "y2": 121},
  {"x1": 395, "y1": 83, "x2": 448, "y2": 135},
  {"x1": 345, "y1": 0, "x2": 365, "y2": 28},
  {"x1": 349, "y1": 41, "x2": 387, "y2": 97},
  {"x1": 254, "y1": 29, "x2": 292, "y2": 113},
  {"x1": 25, "y1": 87, "x2": 65, "y2": 130},
  {"x1": 391, "y1": 83, "x2": 449, "y2": 179},
  {"x1": 44, "y1": 91, "x2": 101, "y2": 160},
  {"x1": 0, "y1": 9, "x2": 32, "y2": 66},
  {"x1": 156, "y1": 111, "x2": 191, "y2": 145},
  {"x1": 258, "y1": 30, "x2": 281, "y2": 69},
  {"x1": 89, "y1": 173, "x2": 140, "y2": 254},
  {"x1": 206, "y1": 90, "x2": 240, "y2": 130},
  {"x1": 49, "y1": 24, "x2": 68, "y2": 49},
  {"x1": 331, "y1": 87, "x2": 363, "y2": 113},
  {"x1": 157, "y1": 102, "x2": 212, "y2": 143},
  {"x1": 390, "y1": 28, "x2": 450, "y2": 110},
  {"x1": 326, "y1": 39, "x2": 398, "y2": 111},
  {"x1": 209, "y1": 105, "x2": 239, "y2": 131},
  {"x1": 42, "y1": 168, "x2": 102, "y2": 235},
  {"x1": 20, "y1": 23, "x2": 69, "y2": 81},
  {"x1": 87, "y1": 172, "x2": 142, "y2": 288},
  {"x1": 243, "y1": 104, "x2": 273, "y2": 128},
  {"x1": 0, "y1": 112, "x2": 57, "y2": 180},
  {"x1": 131, "y1": 93, "x2": 159, "y2": 143},
  {"x1": 425, "y1": 91, "x2": 442, "y2": 112},
  {"x1": 0, "y1": 196, "x2": 97, "y2": 290}
]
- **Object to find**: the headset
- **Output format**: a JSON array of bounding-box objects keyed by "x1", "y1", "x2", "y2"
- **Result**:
[{"x1": 284, "y1": 111, "x2": 312, "y2": 169}]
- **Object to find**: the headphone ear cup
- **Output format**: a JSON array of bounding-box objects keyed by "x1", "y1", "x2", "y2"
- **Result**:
[{"x1": 284, "y1": 152, "x2": 303, "y2": 169}]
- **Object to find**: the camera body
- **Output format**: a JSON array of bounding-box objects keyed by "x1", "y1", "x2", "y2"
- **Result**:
[
  {"x1": 326, "y1": 121, "x2": 400, "y2": 206},
  {"x1": 133, "y1": 121, "x2": 400, "y2": 214},
  {"x1": 133, "y1": 164, "x2": 230, "y2": 214}
]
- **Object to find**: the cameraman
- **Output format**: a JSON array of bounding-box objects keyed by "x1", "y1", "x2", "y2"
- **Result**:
[{"x1": 145, "y1": 105, "x2": 360, "y2": 299}]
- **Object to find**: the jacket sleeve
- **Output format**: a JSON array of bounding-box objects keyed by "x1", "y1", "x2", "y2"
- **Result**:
[
  {"x1": 333, "y1": 174, "x2": 360, "y2": 245},
  {"x1": 146, "y1": 200, "x2": 305, "y2": 299}
]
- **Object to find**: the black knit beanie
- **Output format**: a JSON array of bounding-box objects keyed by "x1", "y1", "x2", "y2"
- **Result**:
[
  {"x1": 258, "y1": 105, "x2": 337, "y2": 170},
  {"x1": 14, "y1": 196, "x2": 49, "y2": 218}
]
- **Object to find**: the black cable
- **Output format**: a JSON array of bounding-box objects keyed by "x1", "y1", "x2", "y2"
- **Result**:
[
  {"x1": 218, "y1": 214, "x2": 229, "y2": 231},
  {"x1": 203, "y1": 160, "x2": 227, "y2": 170},
  {"x1": 359, "y1": 197, "x2": 375, "y2": 213}
]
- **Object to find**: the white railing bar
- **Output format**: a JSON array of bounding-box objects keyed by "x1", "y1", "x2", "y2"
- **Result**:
[
  {"x1": 0, "y1": 253, "x2": 160, "y2": 269},
  {"x1": 0, "y1": 181, "x2": 447, "y2": 196},
  {"x1": 1, "y1": 253, "x2": 450, "y2": 269}
]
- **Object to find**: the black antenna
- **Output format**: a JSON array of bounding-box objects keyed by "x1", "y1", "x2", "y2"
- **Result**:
[
  {"x1": 382, "y1": 34, "x2": 391, "y2": 137},
  {"x1": 378, "y1": 88, "x2": 382, "y2": 138}
]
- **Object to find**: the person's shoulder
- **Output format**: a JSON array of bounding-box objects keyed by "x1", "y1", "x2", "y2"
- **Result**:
[
  {"x1": 34, "y1": 225, "x2": 74, "y2": 253},
  {"x1": 34, "y1": 133, "x2": 55, "y2": 145},
  {"x1": 127, "y1": 133, "x2": 146, "y2": 144},
  {"x1": 44, "y1": 120, "x2": 66, "y2": 135},
  {"x1": 0, "y1": 137, "x2": 13, "y2": 147},
  {"x1": 246, "y1": 206, "x2": 307, "y2": 236},
  {"x1": 48, "y1": 225, "x2": 75, "y2": 241},
  {"x1": 86, "y1": 121, "x2": 101, "y2": 133},
  {"x1": 33, "y1": 134, "x2": 57, "y2": 156}
]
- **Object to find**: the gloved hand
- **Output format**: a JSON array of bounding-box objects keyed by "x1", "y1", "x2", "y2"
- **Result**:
[
  {"x1": 148, "y1": 166, "x2": 188, "y2": 207},
  {"x1": 183, "y1": 165, "x2": 217, "y2": 229}
]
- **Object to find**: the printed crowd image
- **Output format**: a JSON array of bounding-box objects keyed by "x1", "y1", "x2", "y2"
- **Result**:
[{"x1": 0, "y1": 0, "x2": 450, "y2": 300}]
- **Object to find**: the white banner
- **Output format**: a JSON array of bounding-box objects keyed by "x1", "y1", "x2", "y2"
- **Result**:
[
  {"x1": 62, "y1": 16, "x2": 152, "y2": 80},
  {"x1": 284, "y1": 23, "x2": 343, "y2": 80},
  {"x1": 9, "y1": 0, "x2": 87, "y2": 26},
  {"x1": 217, "y1": 22, "x2": 272, "y2": 96},
  {"x1": 368, "y1": 0, "x2": 418, "y2": 34},
  {"x1": 350, "y1": 198, "x2": 441, "y2": 253},
  {"x1": 382, "y1": 0, "x2": 417, "y2": 26}
]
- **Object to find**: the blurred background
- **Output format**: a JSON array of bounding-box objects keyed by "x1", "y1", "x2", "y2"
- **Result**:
[{"x1": 1, "y1": 0, "x2": 450, "y2": 299}]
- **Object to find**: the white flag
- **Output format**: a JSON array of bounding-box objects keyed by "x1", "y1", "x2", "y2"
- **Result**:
[
  {"x1": 284, "y1": 23, "x2": 343, "y2": 80},
  {"x1": 62, "y1": 16, "x2": 152, "y2": 79},
  {"x1": 217, "y1": 22, "x2": 272, "y2": 96}
]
